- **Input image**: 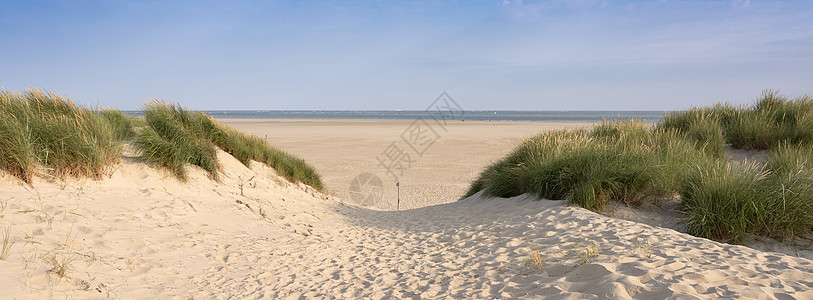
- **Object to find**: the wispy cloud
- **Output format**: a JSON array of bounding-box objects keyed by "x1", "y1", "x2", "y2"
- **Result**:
[{"x1": 0, "y1": 0, "x2": 810, "y2": 109}]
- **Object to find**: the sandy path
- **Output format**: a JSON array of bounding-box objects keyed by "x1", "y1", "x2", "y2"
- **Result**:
[{"x1": 194, "y1": 193, "x2": 812, "y2": 299}]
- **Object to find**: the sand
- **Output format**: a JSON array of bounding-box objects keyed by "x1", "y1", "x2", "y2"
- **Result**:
[
  {"x1": 1, "y1": 119, "x2": 811, "y2": 299},
  {"x1": 220, "y1": 119, "x2": 594, "y2": 210}
]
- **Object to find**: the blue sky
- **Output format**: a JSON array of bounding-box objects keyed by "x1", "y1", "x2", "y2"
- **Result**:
[{"x1": 1, "y1": 0, "x2": 811, "y2": 110}]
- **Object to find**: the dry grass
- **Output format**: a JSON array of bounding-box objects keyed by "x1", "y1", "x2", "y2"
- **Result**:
[
  {"x1": 524, "y1": 247, "x2": 544, "y2": 271},
  {"x1": 1, "y1": 226, "x2": 14, "y2": 260}
]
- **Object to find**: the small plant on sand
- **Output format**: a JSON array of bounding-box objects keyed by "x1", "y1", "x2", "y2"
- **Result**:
[
  {"x1": 524, "y1": 246, "x2": 544, "y2": 271},
  {"x1": 630, "y1": 237, "x2": 654, "y2": 258},
  {"x1": 49, "y1": 253, "x2": 75, "y2": 279},
  {"x1": 63, "y1": 223, "x2": 78, "y2": 246},
  {"x1": 23, "y1": 230, "x2": 36, "y2": 246},
  {"x1": 238, "y1": 175, "x2": 255, "y2": 196},
  {"x1": 0, "y1": 199, "x2": 7, "y2": 214},
  {"x1": 1, "y1": 226, "x2": 14, "y2": 260},
  {"x1": 577, "y1": 242, "x2": 601, "y2": 265},
  {"x1": 563, "y1": 241, "x2": 601, "y2": 265}
]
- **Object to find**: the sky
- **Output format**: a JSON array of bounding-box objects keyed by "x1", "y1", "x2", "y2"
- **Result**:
[{"x1": 1, "y1": 0, "x2": 811, "y2": 110}]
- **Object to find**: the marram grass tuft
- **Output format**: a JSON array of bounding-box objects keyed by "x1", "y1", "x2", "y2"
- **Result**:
[
  {"x1": 466, "y1": 91, "x2": 812, "y2": 243},
  {"x1": 0, "y1": 89, "x2": 122, "y2": 183},
  {"x1": 133, "y1": 100, "x2": 323, "y2": 189}
]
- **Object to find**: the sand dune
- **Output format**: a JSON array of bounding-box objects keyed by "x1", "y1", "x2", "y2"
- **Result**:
[
  {"x1": 1, "y1": 120, "x2": 812, "y2": 298},
  {"x1": 0, "y1": 147, "x2": 810, "y2": 298}
]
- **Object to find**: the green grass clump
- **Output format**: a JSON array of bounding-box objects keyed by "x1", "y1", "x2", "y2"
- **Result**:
[
  {"x1": 659, "y1": 103, "x2": 740, "y2": 133},
  {"x1": 0, "y1": 108, "x2": 36, "y2": 182},
  {"x1": 210, "y1": 123, "x2": 323, "y2": 189},
  {"x1": 660, "y1": 91, "x2": 813, "y2": 151},
  {"x1": 0, "y1": 89, "x2": 122, "y2": 183},
  {"x1": 725, "y1": 110, "x2": 776, "y2": 150},
  {"x1": 766, "y1": 144, "x2": 813, "y2": 176},
  {"x1": 1, "y1": 89, "x2": 322, "y2": 191},
  {"x1": 758, "y1": 170, "x2": 813, "y2": 241},
  {"x1": 466, "y1": 120, "x2": 708, "y2": 211},
  {"x1": 134, "y1": 100, "x2": 323, "y2": 189},
  {"x1": 680, "y1": 161, "x2": 767, "y2": 242},
  {"x1": 134, "y1": 101, "x2": 222, "y2": 181},
  {"x1": 659, "y1": 104, "x2": 736, "y2": 157},
  {"x1": 681, "y1": 158, "x2": 813, "y2": 242},
  {"x1": 468, "y1": 91, "x2": 813, "y2": 244},
  {"x1": 99, "y1": 109, "x2": 137, "y2": 141}
]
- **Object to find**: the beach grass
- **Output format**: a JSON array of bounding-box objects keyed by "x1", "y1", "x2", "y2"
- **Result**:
[
  {"x1": 660, "y1": 90, "x2": 813, "y2": 150},
  {"x1": 134, "y1": 101, "x2": 221, "y2": 181},
  {"x1": 210, "y1": 123, "x2": 323, "y2": 189},
  {"x1": 134, "y1": 100, "x2": 323, "y2": 189},
  {"x1": 99, "y1": 109, "x2": 137, "y2": 141},
  {"x1": 681, "y1": 158, "x2": 813, "y2": 242},
  {"x1": 466, "y1": 91, "x2": 813, "y2": 243},
  {"x1": 464, "y1": 120, "x2": 709, "y2": 211},
  {"x1": 0, "y1": 89, "x2": 122, "y2": 183},
  {"x1": 1, "y1": 89, "x2": 322, "y2": 190},
  {"x1": 1, "y1": 226, "x2": 13, "y2": 260},
  {"x1": 680, "y1": 161, "x2": 768, "y2": 242}
]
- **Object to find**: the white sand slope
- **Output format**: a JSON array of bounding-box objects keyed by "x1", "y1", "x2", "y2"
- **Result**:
[{"x1": 0, "y1": 150, "x2": 812, "y2": 299}]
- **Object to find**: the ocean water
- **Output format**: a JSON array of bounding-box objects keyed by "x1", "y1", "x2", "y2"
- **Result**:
[{"x1": 126, "y1": 110, "x2": 670, "y2": 122}]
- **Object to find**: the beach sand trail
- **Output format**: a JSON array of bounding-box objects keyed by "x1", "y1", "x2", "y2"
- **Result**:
[{"x1": 1, "y1": 148, "x2": 811, "y2": 299}]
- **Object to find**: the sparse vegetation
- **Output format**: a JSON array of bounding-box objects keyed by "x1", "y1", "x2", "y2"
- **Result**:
[
  {"x1": 1, "y1": 226, "x2": 14, "y2": 260},
  {"x1": 524, "y1": 246, "x2": 544, "y2": 271},
  {"x1": 49, "y1": 253, "x2": 75, "y2": 279},
  {"x1": 0, "y1": 89, "x2": 322, "y2": 190},
  {"x1": 631, "y1": 238, "x2": 653, "y2": 258},
  {"x1": 571, "y1": 242, "x2": 600, "y2": 265},
  {"x1": 466, "y1": 91, "x2": 813, "y2": 244}
]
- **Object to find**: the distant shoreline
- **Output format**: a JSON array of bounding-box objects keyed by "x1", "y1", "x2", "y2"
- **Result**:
[{"x1": 123, "y1": 110, "x2": 669, "y2": 122}]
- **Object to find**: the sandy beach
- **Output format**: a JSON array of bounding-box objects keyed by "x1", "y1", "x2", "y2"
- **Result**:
[
  {"x1": 220, "y1": 119, "x2": 595, "y2": 210},
  {"x1": 1, "y1": 119, "x2": 812, "y2": 299}
]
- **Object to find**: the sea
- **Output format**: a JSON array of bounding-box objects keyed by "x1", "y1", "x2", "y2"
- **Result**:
[{"x1": 124, "y1": 110, "x2": 670, "y2": 123}]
